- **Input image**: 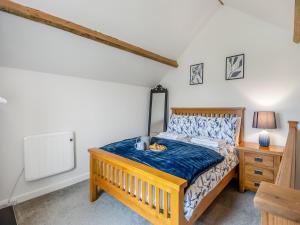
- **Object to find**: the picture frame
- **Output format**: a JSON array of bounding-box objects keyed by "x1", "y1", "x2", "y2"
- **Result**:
[
  {"x1": 190, "y1": 63, "x2": 204, "y2": 85},
  {"x1": 225, "y1": 54, "x2": 245, "y2": 80}
]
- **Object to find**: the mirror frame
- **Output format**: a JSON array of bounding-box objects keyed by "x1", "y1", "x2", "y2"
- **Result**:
[{"x1": 147, "y1": 85, "x2": 168, "y2": 136}]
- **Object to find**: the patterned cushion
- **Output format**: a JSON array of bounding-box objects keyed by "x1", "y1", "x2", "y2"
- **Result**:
[
  {"x1": 167, "y1": 115, "x2": 199, "y2": 137},
  {"x1": 167, "y1": 114, "x2": 240, "y2": 146}
]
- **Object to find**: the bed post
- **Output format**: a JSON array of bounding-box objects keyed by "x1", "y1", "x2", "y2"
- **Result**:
[
  {"x1": 89, "y1": 153, "x2": 98, "y2": 202},
  {"x1": 171, "y1": 188, "x2": 185, "y2": 225}
]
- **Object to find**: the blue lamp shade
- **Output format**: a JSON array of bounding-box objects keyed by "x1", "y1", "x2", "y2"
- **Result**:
[{"x1": 252, "y1": 111, "x2": 277, "y2": 147}]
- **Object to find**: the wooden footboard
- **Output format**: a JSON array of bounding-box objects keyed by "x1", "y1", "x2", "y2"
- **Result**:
[
  {"x1": 89, "y1": 148, "x2": 188, "y2": 225},
  {"x1": 89, "y1": 148, "x2": 237, "y2": 225}
]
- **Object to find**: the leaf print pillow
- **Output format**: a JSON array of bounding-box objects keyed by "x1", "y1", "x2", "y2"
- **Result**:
[{"x1": 167, "y1": 114, "x2": 241, "y2": 146}]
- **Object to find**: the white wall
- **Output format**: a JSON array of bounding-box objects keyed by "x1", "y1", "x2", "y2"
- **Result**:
[
  {"x1": 0, "y1": 67, "x2": 149, "y2": 205},
  {"x1": 161, "y1": 7, "x2": 300, "y2": 187}
]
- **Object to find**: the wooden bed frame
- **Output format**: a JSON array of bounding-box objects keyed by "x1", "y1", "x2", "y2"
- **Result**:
[{"x1": 89, "y1": 107, "x2": 245, "y2": 225}]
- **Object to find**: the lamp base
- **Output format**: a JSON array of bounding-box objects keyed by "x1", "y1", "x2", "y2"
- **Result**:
[{"x1": 259, "y1": 131, "x2": 270, "y2": 147}]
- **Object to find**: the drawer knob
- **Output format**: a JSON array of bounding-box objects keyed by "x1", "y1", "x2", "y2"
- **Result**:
[
  {"x1": 254, "y1": 169, "x2": 263, "y2": 175},
  {"x1": 254, "y1": 182, "x2": 260, "y2": 187},
  {"x1": 254, "y1": 157, "x2": 263, "y2": 162}
]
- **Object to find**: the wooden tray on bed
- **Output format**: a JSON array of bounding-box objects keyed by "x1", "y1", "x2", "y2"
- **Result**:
[{"x1": 89, "y1": 107, "x2": 245, "y2": 225}]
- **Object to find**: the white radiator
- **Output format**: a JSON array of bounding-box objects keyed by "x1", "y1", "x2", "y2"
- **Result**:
[{"x1": 24, "y1": 131, "x2": 75, "y2": 181}]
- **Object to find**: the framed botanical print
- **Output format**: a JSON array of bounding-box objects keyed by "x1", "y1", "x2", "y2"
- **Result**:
[
  {"x1": 190, "y1": 63, "x2": 204, "y2": 85},
  {"x1": 225, "y1": 54, "x2": 245, "y2": 80}
]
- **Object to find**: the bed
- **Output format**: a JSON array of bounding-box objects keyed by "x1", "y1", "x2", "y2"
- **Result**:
[{"x1": 89, "y1": 107, "x2": 245, "y2": 225}]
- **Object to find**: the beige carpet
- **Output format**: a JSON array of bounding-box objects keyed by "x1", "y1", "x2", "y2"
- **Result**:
[{"x1": 15, "y1": 180, "x2": 260, "y2": 225}]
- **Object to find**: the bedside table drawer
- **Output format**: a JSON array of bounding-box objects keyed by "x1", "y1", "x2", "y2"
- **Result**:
[
  {"x1": 238, "y1": 142, "x2": 284, "y2": 193},
  {"x1": 245, "y1": 165, "x2": 274, "y2": 181},
  {"x1": 244, "y1": 152, "x2": 274, "y2": 168},
  {"x1": 245, "y1": 177, "x2": 262, "y2": 191}
]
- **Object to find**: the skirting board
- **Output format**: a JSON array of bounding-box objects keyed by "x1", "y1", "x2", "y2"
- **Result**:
[{"x1": 0, "y1": 173, "x2": 89, "y2": 209}]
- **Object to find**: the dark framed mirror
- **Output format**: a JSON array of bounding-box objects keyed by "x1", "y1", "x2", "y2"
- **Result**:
[{"x1": 148, "y1": 85, "x2": 168, "y2": 136}]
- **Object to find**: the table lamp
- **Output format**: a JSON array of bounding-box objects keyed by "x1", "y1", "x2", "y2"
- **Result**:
[{"x1": 252, "y1": 111, "x2": 277, "y2": 147}]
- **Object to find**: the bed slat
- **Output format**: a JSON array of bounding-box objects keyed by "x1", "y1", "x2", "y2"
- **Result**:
[
  {"x1": 149, "y1": 183, "x2": 153, "y2": 208},
  {"x1": 164, "y1": 191, "x2": 168, "y2": 218},
  {"x1": 156, "y1": 186, "x2": 160, "y2": 214}
]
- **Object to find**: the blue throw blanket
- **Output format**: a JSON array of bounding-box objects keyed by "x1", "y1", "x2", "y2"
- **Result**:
[{"x1": 101, "y1": 137, "x2": 224, "y2": 184}]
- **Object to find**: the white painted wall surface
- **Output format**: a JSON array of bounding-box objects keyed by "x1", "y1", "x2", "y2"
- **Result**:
[
  {"x1": 0, "y1": 67, "x2": 149, "y2": 205},
  {"x1": 161, "y1": 7, "x2": 300, "y2": 187}
]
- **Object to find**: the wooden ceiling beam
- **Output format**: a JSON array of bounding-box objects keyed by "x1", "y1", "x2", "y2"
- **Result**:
[
  {"x1": 294, "y1": 0, "x2": 300, "y2": 43},
  {"x1": 0, "y1": 0, "x2": 178, "y2": 68},
  {"x1": 218, "y1": 0, "x2": 224, "y2": 6}
]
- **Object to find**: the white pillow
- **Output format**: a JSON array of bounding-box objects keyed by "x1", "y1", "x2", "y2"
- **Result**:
[
  {"x1": 190, "y1": 136, "x2": 226, "y2": 148},
  {"x1": 156, "y1": 132, "x2": 189, "y2": 142}
]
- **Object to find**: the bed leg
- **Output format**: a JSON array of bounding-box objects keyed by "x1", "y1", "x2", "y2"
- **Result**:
[
  {"x1": 90, "y1": 179, "x2": 98, "y2": 202},
  {"x1": 90, "y1": 154, "x2": 99, "y2": 202}
]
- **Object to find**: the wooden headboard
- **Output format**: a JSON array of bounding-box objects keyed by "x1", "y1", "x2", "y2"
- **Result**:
[{"x1": 171, "y1": 107, "x2": 245, "y2": 144}]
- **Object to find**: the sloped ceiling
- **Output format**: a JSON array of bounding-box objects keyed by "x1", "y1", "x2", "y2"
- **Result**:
[
  {"x1": 0, "y1": 0, "x2": 295, "y2": 87},
  {"x1": 0, "y1": 0, "x2": 220, "y2": 87},
  {"x1": 225, "y1": 0, "x2": 294, "y2": 31}
]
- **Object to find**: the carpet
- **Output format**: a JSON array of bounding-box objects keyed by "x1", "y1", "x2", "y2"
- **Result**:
[{"x1": 15, "y1": 180, "x2": 260, "y2": 225}]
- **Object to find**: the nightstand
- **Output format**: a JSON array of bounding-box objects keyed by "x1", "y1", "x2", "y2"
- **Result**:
[{"x1": 237, "y1": 142, "x2": 284, "y2": 192}]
